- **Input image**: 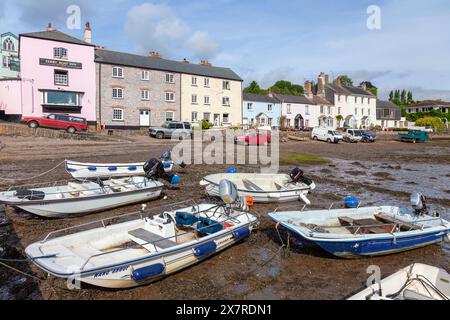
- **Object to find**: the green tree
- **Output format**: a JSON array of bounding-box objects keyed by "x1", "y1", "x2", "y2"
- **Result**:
[
  {"x1": 339, "y1": 75, "x2": 353, "y2": 86},
  {"x1": 394, "y1": 90, "x2": 400, "y2": 101},
  {"x1": 389, "y1": 91, "x2": 394, "y2": 101},
  {"x1": 407, "y1": 91, "x2": 414, "y2": 105},
  {"x1": 270, "y1": 80, "x2": 304, "y2": 96},
  {"x1": 416, "y1": 117, "x2": 444, "y2": 132},
  {"x1": 243, "y1": 81, "x2": 267, "y2": 94},
  {"x1": 360, "y1": 81, "x2": 377, "y2": 96},
  {"x1": 401, "y1": 90, "x2": 407, "y2": 104},
  {"x1": 336, "y1": 115, "x2": 344, "y2": 128}
]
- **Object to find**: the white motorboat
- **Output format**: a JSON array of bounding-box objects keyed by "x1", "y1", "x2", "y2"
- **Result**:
[
  {"x1": 0, "y1": 177, "x2": 164, "y2": 218},
  {"x1": 200, "y1": 168, "x2": 315, "y2": 204},
  {"x1": 348, "y1": 263, "x2": 450, "y2": 300},
  {"x1": 25, "y1": 180, "x2": 259, "y2": 289},
  {"x1": 66, "y1": 151, "x2": 186, "y2": 180}
]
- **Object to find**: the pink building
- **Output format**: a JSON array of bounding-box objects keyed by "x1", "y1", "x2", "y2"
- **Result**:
[{"x1": 0, "y1": 23, "x2": 96, "y2": 125}]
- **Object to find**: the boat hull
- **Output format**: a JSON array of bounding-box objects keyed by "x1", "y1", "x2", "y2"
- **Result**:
[
  {"x1": 10, "y1": 187, "x2": 163, "y2": 218},
  {"x1": 281, "y1": 224, "x2": 448, "y2": 258},
  {"x1": 29, "y1": 224, "x2": 256, "y2": 289},
  {"x1": 203, "y1": 180, "x2": 313, "y2": 204},
  {"x1": 66, "y1": 160, "x2": 174, "y2": 180}
]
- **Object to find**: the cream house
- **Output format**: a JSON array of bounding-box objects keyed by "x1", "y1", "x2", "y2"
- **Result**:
[{"x1": 180, "y1": 60, "x2": 242, "y2": 127}]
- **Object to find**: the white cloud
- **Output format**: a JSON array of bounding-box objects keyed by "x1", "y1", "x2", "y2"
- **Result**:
[
  {"x1": 186, "y1": 31, "x2": 220, "y2": 59},
  {"x1": 125, "y1": 3, "x2": 189, "y2": 56},
  {"x1": 125, "y1": 3, "x2": 221, "y2": 59}
]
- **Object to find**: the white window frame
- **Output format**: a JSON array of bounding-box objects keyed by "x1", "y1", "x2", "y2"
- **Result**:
[
  {"x1": 204, "y1": 78, "x2": 210, "y2": 87},
  {"x1": 112, "y1": 88, "x2": 124, "y2": 99},
  {"x1": 112, "y1": 109, "x2": 124, "y2": 121},
  {"x1": 53, "y1": 47, "x2": 68, "y2": 60},
  {"x1": 112, "y1": 67, "x2": 124, "y2": 78},
  {"x1": 305, "y1": 105, "x2": 310, "y2": 115},
  {"x1": 223, "y1": 81, "x2": 230, "y2": 90},
  {"x1": 192, "y1": 94, "x2": 198, "y2": 104},
  {"x1": 223, "y1": 113, "x2": 230, "y2": 124},
  {"x1": 141, "y1": 89, "x2": 150, "y2": 101},
  {"x1": 54, "y1": 70, "x2": 68, "y2": 86},
  {"x1": 165, "y1": 73, "x2": 175, "y2": 84},
  {"x1": 287, "y1": 104, "x2": 291, "y2": 114},
  {"x1": 165, "y1": 111, "x2": 174, "y2": 121},
  {"x1": 268, "y1": 104, "x2": 273, "y2": 112},
  {"x1": 141, "y1": 70, "x2": 150, "y2": 81},
  {"x1": 192, "y1": 76, "x2": 198, "y2": 86},
  {"x1": 247, "y1": 103, "x2": 253, "y2": 111},
  {"x1": 192, "y1": 111, "x2": 198, "y2": 122},
  {"x1": 222, "y1": 97, "x2": 230, "y2": 106},
  {"x1": 204, "y1": 96, "x2": 210, "y2": 105},
  {"x1": 165, "y1": 92, "x2": 175, "y2": 102}
]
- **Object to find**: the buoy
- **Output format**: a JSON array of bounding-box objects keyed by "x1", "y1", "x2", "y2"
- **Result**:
[
  {"x1": 171, "y1": 175, "x2": 180, "y2": 185},
  {"x1": 193, "y1": 241, "x2": 217, "y2": 257},
  {"x1": 131, "y1": 263, "x2": 165, "y2": 281},
  {"x1": 227, "y1": 168, "x2": 237, "y2": 174},
  {"x1": 233, "y1": 228, "x2": 251, "y2": 239},
  {"x1": 345, "y1": 196, "x2": 360, "y2": 208}
]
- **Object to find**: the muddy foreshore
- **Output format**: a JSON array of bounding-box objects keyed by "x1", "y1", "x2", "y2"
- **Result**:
[{"x1": 0, "y1": 136, "x2": 449, "y2": 300}]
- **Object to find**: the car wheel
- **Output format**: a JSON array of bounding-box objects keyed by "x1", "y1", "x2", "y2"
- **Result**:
[
  {"x1": 313, "y1": 136, "x2": 318, "y2": 141},
  {"x1": 156, "y1": 132, "x2": 164, "y2": 139},
  {"x1": 28, "y1": 121, "x2": 39, "y2": 129},
  {"x1": 67, "y1": 127, "x2": 76, "y2": 134},
  {"x1": 327, "y1": 138, "x2": 331, "y2": 143}
]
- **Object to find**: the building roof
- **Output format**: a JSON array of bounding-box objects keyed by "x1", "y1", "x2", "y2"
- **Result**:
[
  {"x1": 272, "y1": 93, "x2": 313, "y2": 105},
  {"x1": 408, "y1": 100, "x2": 450, "y2": 107},
  {"x1": 1, "y1": 32, "x2": 18, "y2": 39},
  {"x1": 243, "y1": 93, "x2": 279, "y2": 104},
  {"x1": 20, "y1": 29, "x2": 95, "y2": 47},
  {"x1": 377, "y1": 100, "x2": 401, "y2": 110},
  {"x1": 327, "y1": 83, "x2": 374, "y2": 97},
  {"x1": 312, "y1": 95, "x2": 333, "y2": 105},
  {"x1": 95, "y1": 49, "x2": 243, "y2": 81}
]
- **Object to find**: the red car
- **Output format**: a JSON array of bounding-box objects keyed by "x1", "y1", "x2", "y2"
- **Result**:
[
  {"x1": 236, "y1": 132, "x2": 270, "y2": 146},
  {"x1": 22, "y1": 114, "x2": 88, "y2": 133}
]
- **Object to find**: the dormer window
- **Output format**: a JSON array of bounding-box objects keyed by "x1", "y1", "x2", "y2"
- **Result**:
[{"x1": 53, "y1": 47, "x2": 68, "y2": 59}]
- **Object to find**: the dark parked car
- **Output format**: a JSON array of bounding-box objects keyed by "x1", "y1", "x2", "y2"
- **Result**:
[{"x1": 361, "y1": 130, "x2": 376, "y2": 143}]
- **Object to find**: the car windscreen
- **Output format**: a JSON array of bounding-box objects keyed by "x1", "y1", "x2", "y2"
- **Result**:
[
  {"x1": 332, "y1": 131, "x2": 341, "y2": 136},
  {"x1": 354, "y1": 130, "x2": 363, "y2": 136},
  {"x1": 162, "y1": 123, "x2": 170, "y2": 129}
]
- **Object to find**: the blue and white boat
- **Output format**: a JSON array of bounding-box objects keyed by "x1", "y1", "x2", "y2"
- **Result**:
[
  {"x1": 269, "y1": 193, "x2": 450, "y2": 258},
  {"x1": 66, "y1": 151, "x2": 186, "y2": 180}
]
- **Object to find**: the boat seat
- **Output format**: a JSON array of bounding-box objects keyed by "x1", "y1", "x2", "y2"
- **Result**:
[
  {"x1": 242, "y1": 179, "x2": 263, "y2": 191},
  {"x1": 374, "y1": 213, "x2": 421, "y2": 231},
  {"x1": 128, "y1": 228, "x2": 177, "y2": 250},
  {"x1": 338, "y1": 216, "x2": 355, "y2": 226},
  {"x1": 353, "y1": 218, "x2": 388, "y2": 234}
]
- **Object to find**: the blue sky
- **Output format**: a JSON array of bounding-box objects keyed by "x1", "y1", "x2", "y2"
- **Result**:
[{"x1": 1, "y1": 0, "x2": 450, "y2": 100}]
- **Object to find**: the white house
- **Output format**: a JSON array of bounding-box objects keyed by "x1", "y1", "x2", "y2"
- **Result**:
[
  {"x1": 273, "y1": 93, "x2": 316, "y2": 130},
  {"x1": 317, "y1": 73, "x2": 377, "y2": 129}
]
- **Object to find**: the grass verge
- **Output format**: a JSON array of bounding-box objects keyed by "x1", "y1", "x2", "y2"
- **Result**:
[{"x1": 280, "y1": 152, "x2": 332, "y2": 165}]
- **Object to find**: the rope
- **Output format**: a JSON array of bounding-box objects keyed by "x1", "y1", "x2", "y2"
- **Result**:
[
  {"x1": 0, "y1": 261, "x2": 44, "y2": 282},
  {"x1": 0, "y1": 161, "x2": 66, "y2": 182}
]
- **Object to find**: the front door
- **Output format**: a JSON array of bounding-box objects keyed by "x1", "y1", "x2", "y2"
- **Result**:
[
  {"x1": 214, "y1": 114, "x2": 220, "y2": 126},
  {"x1": 140, "y1": 110, "x2": 151, "y2": 127},
  {"x1": 295, "y1": 115, "x2": 304, "y2": 130}
]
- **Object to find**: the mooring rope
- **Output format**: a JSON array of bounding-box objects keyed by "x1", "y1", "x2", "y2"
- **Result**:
[{"x1": 0, "y1": 161, "x2": 66, "y2": 182}]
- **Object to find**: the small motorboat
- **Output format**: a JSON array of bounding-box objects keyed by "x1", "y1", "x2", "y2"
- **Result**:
[
  {"x1": 200, "y1": 168, "x2": 315, "y2": 204},
  {"x1": 0, "y1": 159, "x2": 178, "y2": 218},
  {"x1": 348, "y1": 263, "x2": 450, "y2": 300},
  {"x1": 66, "y1": 151, "x2": 186, "y2": 180},
  {"x1": 25, "y1": 180, "x2": 259, "y2": 289},
  {"x1": 269, "y1": 193, "x2": 450, "y2": 258}
]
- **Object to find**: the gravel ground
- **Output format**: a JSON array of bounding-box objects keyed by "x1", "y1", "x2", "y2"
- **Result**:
[{"x1": 0, "y1": 134, "x2": 449, "y2": 300}]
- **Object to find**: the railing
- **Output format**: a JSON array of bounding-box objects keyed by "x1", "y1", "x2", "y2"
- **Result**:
[
  {"x1": 272, "y1": 201, "x2": 364, "y2": 214},
  {"x1": 77, "y1": 205, "x2": 256, "y2": 271}
]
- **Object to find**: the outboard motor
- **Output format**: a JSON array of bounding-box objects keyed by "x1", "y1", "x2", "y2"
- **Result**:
[
  {"x1": 143, "y1": 158, "x2": 179, "y2": 185},
  {"x1": 290, "y1": 168, "x2": 313, "y2": 186},
  {"x1": 411, "y1": 192, "x2": 428, "y2": 216},
  {"x1": 161, "y1": 150, "x2": 171, "y2": 162},
  {"x1": 290, "y1": 168, "x2": 304, "y2": 182},
  {"x1": 219, "y1": 179, "x2": 247, "y2": 212}
]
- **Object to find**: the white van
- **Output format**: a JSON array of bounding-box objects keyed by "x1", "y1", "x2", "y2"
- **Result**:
[{"x1": 311, "y1": 127, "x2": 343, "y2": 143}]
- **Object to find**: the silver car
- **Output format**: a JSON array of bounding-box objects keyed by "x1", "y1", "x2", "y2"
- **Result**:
[{"x1": 149, "y1": 121, "x2": 192, "y2": 140}]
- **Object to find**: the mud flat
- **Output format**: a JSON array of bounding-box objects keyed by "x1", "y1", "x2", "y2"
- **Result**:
[{"x1": 0, "y1": 135, "x2": 449, "y2": 300}]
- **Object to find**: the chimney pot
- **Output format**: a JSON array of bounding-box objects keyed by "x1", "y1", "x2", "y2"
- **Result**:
[
  {"x1": 200, "y1": 60, "x2": 212, "y2": 67},
  {"x1": 83, "y1": 21, "x2": 92, "y2": 44},
  {"x1": 149, "y1": 51, "x2": 161, "y2": 58},
  {"x1": 47, "y1": 22, "x2": 54, "y2": 31},
  {"x1": 182, "y1": 58, "x2": 189, "y2": 63}
]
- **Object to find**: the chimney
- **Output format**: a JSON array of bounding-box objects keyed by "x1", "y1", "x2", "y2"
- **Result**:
[
  {"x1": 333, "y1": 76, "x2": 342, "y2": 87},
  {"x1": 304, "y1": 80, "x2": 313, "y2": 98},
  {"x1": 200, "y1": 60, "x2": 212, "y2": 67},
  {"x1": 360, "y1": 82, "x2": 367, "y2": 91},
  {"x1": 182, "y1": 58, "x2": 189, "y2": 64},
  {"x1": 317, "y1": 77, "x2": 325, "y2": 97},
  {"x1": 47, "y1": 22, "x2": 55, "y2": 31},
  {"x1": 149, "y1": 51, "x2": 161, "y2": 58},
  {"x1": 83, "y1": 22, "x2": 92, "y2": 44}
]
